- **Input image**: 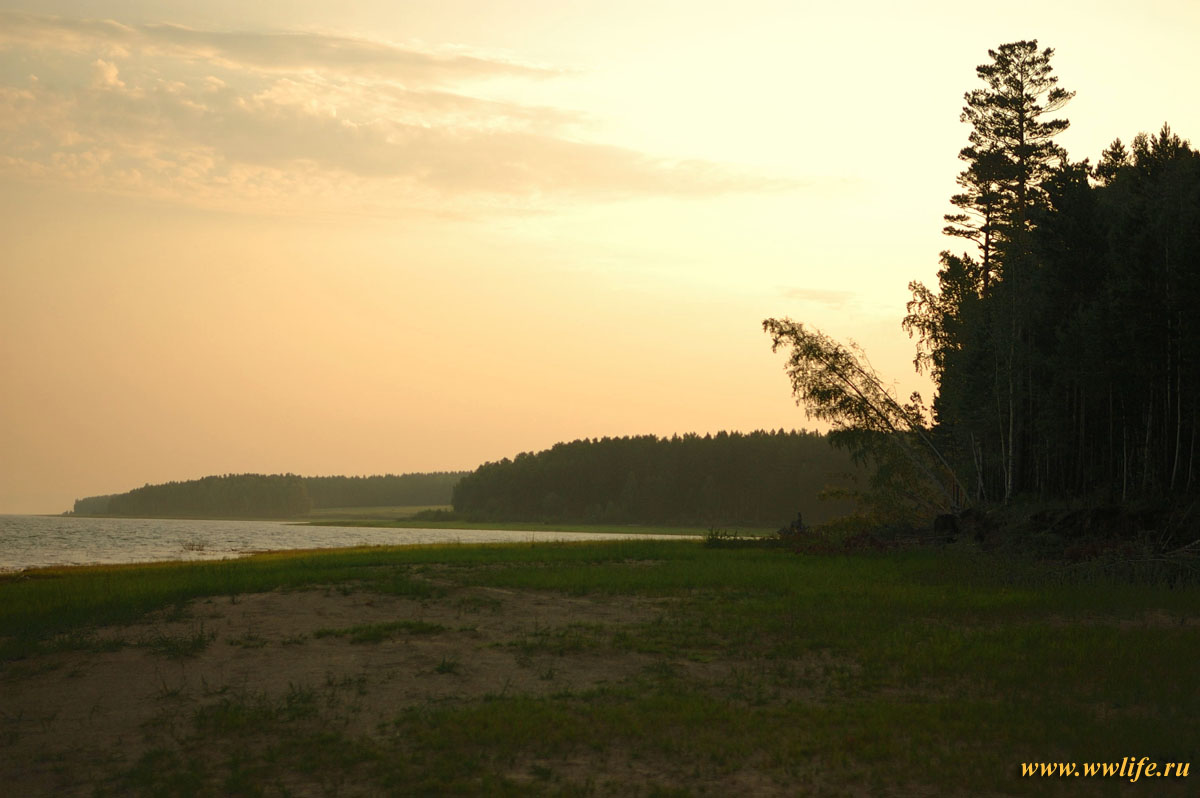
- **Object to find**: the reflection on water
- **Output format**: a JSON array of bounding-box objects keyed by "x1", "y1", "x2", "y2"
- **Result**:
[{"x1": 0, "y1": 515, "x2": 687, "y2": 571}]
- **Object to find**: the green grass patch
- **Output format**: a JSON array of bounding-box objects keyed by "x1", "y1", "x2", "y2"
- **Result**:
[
  {"x1": 0, "y1": 543, "x2": 475, "y2": 659},
  {"x1": 4, "y1": 539, "x2": 1195, "y2": 660},
  {"x1": 302, "y1": 517, "x2": 731, "y2": 536}
]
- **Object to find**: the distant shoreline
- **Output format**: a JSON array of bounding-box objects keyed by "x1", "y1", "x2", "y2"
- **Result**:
[
  {"x1": 304, "y1": 518, "x2": 755, "y2": 537},
  {"x1": 58, "y1": 513, "x2": 729, "y2": 537}
]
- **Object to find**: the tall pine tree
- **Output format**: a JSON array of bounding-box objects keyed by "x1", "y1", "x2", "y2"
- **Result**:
[{"x1": 906, "y1": 41, "x2": 1073, "y2": 502}]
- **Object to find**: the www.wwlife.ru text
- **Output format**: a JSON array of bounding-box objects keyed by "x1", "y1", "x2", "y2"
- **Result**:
[{"x1": 1021, "y1": 756, "x2": 1189, "y2": 782}]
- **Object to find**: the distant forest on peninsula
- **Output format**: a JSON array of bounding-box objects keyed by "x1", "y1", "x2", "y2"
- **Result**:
[
  {"x1": 71, "y1": 431, "x2": 860, "y2": 526},
  {"x1": 451, "y1": 431, "x2": 859, "y2": 526},
  {"x1": 72, "y1": 473, "x2": 466, "y2": 519}
]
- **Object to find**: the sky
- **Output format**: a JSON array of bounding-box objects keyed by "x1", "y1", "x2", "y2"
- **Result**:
[{"x1": 2, "y1": 1, "x2": 1199, "y2": 513}]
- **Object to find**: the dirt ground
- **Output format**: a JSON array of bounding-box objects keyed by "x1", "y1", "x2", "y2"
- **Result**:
[
  {"x1": 1, "y1": 583, "x2": 713, "y2": 796},
  {"x1": 8, "y1": 572, "x2": 1177, "y2": 796}
]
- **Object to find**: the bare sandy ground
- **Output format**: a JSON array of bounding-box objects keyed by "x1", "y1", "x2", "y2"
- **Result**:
[{"x1": 2, "y1": 583, "x2": 722, "y2": 795}]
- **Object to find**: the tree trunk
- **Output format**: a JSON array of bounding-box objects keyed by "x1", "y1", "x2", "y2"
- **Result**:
[{"x1": 1143, "y1": 399, "x2": 1154, "y2": 492}]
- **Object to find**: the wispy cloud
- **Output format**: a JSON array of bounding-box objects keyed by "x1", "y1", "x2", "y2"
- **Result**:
[
  {"x1": 0, "y1": 11, "x2": 790, "y2": 213},
  {"x1": 0, "y1": 11, "x2": 555, "y2": 83}
]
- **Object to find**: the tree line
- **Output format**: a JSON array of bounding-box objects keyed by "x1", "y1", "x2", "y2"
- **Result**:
[
  {"x1": 768, "y1": 41, "x2": 1198, "y2": 517},
  {"x1": 71, "y1": 472, "x2": 466, "y2": 518},
  {"x1": 450, "y1": 430, "x2": 861, "y2": 527},
  {"x1": 903, "y1": 40, "x2": 1199, "y2": 505}
]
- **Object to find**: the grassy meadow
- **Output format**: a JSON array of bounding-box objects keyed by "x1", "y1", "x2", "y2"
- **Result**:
[{"x1": 1, "y1": 538, "x2": 1197, "y2": 796}]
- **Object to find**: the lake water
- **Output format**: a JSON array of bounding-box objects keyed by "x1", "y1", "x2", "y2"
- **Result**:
[{"x1": 0, "y1": 515, "x2": 690, "y2": 572}]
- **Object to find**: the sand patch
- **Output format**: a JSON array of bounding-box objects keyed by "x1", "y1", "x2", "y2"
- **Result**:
[{"x1": 0, "y1": 584, "x2": 676, "y2": 795}]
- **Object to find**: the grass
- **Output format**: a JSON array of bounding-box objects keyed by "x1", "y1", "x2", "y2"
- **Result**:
[
  {"x1": 5, "y1": 539, "x2": 1200, "y2": 795},
  {"x1": 140, "y1": 625, "x2": 215, "y2": 659},
  {"x1": 511, "y1": 622, "x2": 612, "y2": 656},
  {"x1": 0, "y1": 543, "x2": 481, "y2": 659},
  {"x1": 434, "y1": 656, "x2": 461, "y2": 674},
  {"x1": 304, "y1": 504, "x2": 454, "y2": 521},
  {"x1": 225, "y1": 632, "x2": 269, "y2": 649},
  {"x1": 302, "y1": 516, "x2": 738, "y2": 536},
  {"x1": 313, "y1": 619, "x2": 447, "y2": 644},
  {"x1": 71, "y1": 502, "x2": 755, "y2": 538}
]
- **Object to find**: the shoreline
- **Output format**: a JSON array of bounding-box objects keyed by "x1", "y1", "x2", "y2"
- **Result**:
[
  {"x1": 60, "y1": 513, "x2": 756, "y2": 537},
  {"x1": 0, "y1": 515, "x2": 708, "y2": 574}
]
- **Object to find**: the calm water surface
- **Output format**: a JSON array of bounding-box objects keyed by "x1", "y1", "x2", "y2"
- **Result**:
[{"x1": 0, "y1": 515, "x2": 687, "y2": 572}]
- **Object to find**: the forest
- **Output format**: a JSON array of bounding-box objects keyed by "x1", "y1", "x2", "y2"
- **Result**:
[
  {"x1": 450, "y1": 430, "x2": 860, "y2": 527},
  {"x1": 768, "y1": 41, "x2": 1198, "y2": 536},
  {"x1": 904, "y1": 41, "x2": 1198, "y2": 506},
  {"x1": 70, "y1": 433, "x2": 857, "y2": 526},
  {"x1": 71, "y1": 472, "x2": 466, "y2": 519}
]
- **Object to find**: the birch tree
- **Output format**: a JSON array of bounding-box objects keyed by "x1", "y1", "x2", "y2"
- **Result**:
[{"x1": 763, "y1": 318, "x2": 969, "y2": 515}]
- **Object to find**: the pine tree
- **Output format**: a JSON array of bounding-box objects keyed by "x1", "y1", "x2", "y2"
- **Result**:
[
  {"x1": 943, "y1": 148, "x2": 1007, "y2": 291},
  {"x1": 908, "y1": 40, "x2": 1073, "y2": 502},
  {"x1": 960, "y1": 40, "x2": 1074, "y2": 263},
  {"x1": 1094, "y1": 138, "x2": 1130, "y2": 186}
]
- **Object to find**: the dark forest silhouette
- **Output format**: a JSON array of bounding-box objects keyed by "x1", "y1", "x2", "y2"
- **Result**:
[
  {"x1": 72, "y1": 472, "x2": 465, "y2": 519},
  {"x1": 72, "y1": 433, "x2": 859, "y2": 527},
  {"x1": 905, "y1": 41, "x2": 1199, "y2": 505},
  {"x1": 451, "y1": 431, "x2": 860, "y2": 527},
  {"x1": 769, "y1": 40, "x2": 1199, "y2": 545}
]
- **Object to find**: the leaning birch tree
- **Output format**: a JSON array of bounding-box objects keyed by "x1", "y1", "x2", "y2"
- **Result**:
[{"x1": 763, "y1": 318, "x2": 969, "y2": 515}]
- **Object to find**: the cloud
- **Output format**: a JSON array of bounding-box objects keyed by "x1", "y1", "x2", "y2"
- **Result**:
[
  {"x1": 0, "y1": 11, "x2": 792, "y2": 213},
  {"x1": 91, "y1": 59, "x2": 124, "y2": 89},
  {"x1": 0, "y1": 11, "x2": 554, "y2": 84}
]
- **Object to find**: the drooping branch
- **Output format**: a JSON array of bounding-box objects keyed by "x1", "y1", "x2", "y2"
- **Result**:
[{"x1": 764, "y1": 317, "x2": 970, "y2": 512}]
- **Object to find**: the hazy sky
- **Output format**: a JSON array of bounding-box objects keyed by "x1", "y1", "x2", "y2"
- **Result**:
[{"x1": 3, "y1": 1, "x2": 1199, "y2": 513}]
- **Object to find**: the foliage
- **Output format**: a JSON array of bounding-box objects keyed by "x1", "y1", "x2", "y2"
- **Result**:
[
  {"x1": 905, "y1": 40, "x2": 1200, "y2": 511},
  {"x1": 302, "y1": 473, "x2": 465, "y2": 509},
  {"x1": 905, "y1": 40, "x2": 1077, "y2": 504},
  {"x1": 959, "y1": 39, "x2": 1074, "y2": 261},
  {"x1": 96, "y1": 473, "x2": 313, "y2": 518},
  {"x1": 450, "y1": 430, "x2": 861, "y2": 527},
  {"x1": 72, "y1": 472, "x2": 466, "y2": 518},
  {"x1": 762, "y1": 318, "x2": 967, "y2": 520}
]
